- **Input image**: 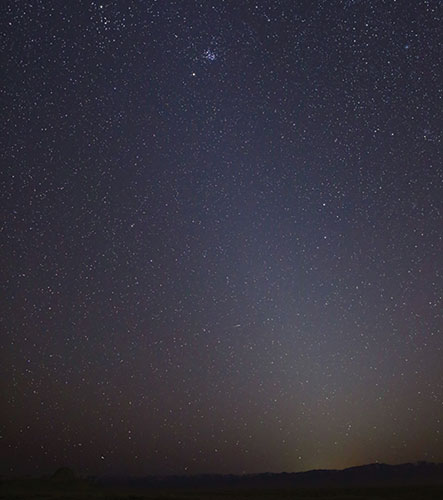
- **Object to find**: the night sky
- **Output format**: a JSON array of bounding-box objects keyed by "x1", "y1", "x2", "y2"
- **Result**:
[{"x1": 1, "y1": 0, "x2": 442, "y2": 477}]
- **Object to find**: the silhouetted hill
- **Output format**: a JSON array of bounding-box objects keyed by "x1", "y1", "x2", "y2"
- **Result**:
[
  {"x1": 0, "y1": 468, "x2": 94, "y2": 498},
  {"x1": 50, "y1": 466, "x2": 76, "y2": 482},
  {"x1": 101, "y1": 462, "x2": 443, "y2": 489},
  {"x1": 2, "y1": 464, "x2": 443, "y2": 500}
]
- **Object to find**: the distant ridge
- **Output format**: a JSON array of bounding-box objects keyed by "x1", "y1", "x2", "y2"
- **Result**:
[
  {"x1": 101, "y1": 462, "x2": 443, "y2": 489},
  {"x1": 50, "y1": 467, "x2": 76, "y2": 482}
]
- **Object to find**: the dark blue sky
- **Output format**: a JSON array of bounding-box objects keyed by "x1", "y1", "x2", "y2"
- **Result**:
[{"x1": 1, "y1": 0, "x2": 442, "y2": 476}]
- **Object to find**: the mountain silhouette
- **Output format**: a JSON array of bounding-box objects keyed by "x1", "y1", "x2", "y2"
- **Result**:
[
  {"x1": 50, "y1": 467, "x2": 76, "y2": 482},
  {"x1": 101, "y1": 462, "x2": 443, "y2": 489}
]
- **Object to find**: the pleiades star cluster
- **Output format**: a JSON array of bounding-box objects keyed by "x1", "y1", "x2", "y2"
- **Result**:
[{"x1": 1, "y1": 0, "x2": 442, "y2": 476}]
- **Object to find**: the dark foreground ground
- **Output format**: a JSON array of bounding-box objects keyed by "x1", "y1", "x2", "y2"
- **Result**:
[
  {"x1": 2, "y1": 481, "x2": 443, "y2": 500},
  {"x1": 2, "y1": 464, "x2": 443, "y2": 499}
]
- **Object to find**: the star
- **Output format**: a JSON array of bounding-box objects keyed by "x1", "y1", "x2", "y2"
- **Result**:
[{"x1": 203, "y1": 49, "x2": 217, "y2": 61}]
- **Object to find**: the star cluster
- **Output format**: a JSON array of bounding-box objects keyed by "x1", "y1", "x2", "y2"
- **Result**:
[{"x1": 1, "y1": 0, "x2": 442, "y2": 476}]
